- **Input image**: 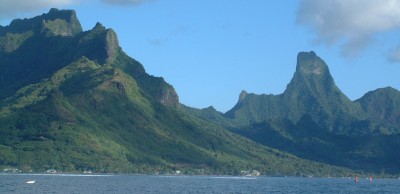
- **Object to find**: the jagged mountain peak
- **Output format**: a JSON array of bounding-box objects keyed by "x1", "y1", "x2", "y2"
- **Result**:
[
  {"x1": 239, "y1": 90, "x2": 248, "y2": 102},
  {"x1": 0, "y1": 8, "x2": 82, "y2": 53},
  {"x1": 1, "y1": 8, "x2": 82, "y2": 37},
  {"x1": 284, "y1": 51, "x2": 362, "y2": 129},
  {"x1": 293, "y1": 51, "x2": 331, "y2": 81},
  {"x1": 296, "y1": 51, "x2": 329, "y2": 76},
  {"x1": 284, "y1": 51, "x2": 337, "y2": 98},
  {"x1": 77, "y1": 22, "x2": 119, "y2": 64},
  {"x1": 93, "y1": 22, "x2": 107, "y2": 31},
  {"x1": 226, "y1": 51, "x2": 363, "y2": 134},
  {"x1": 47, "y1": 8, "x2": 78, "y2": 22}
]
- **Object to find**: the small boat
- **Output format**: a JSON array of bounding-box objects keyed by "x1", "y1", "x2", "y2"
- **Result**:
[{"x1": 26, "y1": 180, "x2": 36, "y2": 184}]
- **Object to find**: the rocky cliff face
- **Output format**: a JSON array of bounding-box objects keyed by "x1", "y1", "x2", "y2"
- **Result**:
[
  {"x1": 77, "y1": 22, "x2": 120, "y2": 64},
  {"x1": 105, "y1": 29, "x2": 119, "y2": 64},
  {"x1": 0, "y1": 8, "x2": 82, "y2": 53},
  {"x1": 41, "y1": 8, "x2": 82, "y2": 36},
  {"x1": 157, "y1": 85, "x2": 178, "y2": 107}
]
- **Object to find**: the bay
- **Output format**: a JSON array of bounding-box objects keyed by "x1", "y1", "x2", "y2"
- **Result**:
[{"x1": 0, "y1": 174, "x2": 398, "y2": 193}]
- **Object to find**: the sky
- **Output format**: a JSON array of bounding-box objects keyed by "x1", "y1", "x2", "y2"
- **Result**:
[{"x1": 1, "y1": 0, "x2": 399, "y2": 112}]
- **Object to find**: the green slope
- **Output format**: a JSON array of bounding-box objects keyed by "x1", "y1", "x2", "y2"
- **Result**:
[
  {"x1": 0, "y1": 54, "x2": 350, "y2": 176},
  {"x1": 0, "y1": 9, "x2": 354, "y2": 176},
  {"x1": 203, "y1": 51, "x2": 400, "y2": 175},
  {"x1": 231, "y1": 117, "x2": 400, "y2": 174},
  {"x1": 356, "y1": 87, "x2": 400, "y2": 134}
]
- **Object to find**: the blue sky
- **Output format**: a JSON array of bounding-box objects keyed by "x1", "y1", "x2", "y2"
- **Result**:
[{"x1": 1, "y1": 0, "x2": 400, "y2": 112}]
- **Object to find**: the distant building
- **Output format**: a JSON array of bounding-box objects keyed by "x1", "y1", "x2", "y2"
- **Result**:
[
  {"x1": 3, "y1": 168, "x2": 20, "y2": 173},
  {"x1": 241, "y1": 170, "x2": 260, "y2": 176},
  {"x1": 46, "y1": 169, "x2": 57, "y2": 173}
]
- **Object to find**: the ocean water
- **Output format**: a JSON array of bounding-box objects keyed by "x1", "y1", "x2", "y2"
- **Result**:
[{"x1": 0, "y1": 174, "x2": 398, "y2": 194}]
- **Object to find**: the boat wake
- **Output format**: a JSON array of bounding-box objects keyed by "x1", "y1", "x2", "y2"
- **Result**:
[{"x1": 211, "y1": 176, "x2": 258, "y2": 180}]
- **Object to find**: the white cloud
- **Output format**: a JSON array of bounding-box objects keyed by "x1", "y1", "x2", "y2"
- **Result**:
[
  {"x1": 101, "y1": 0, "x2": 154, "y2": 6},
  {"x1": 297, "y1": 0, "x2": 400, "y2": 57},
  {"x1": 0, "y1": 0, "x2": 75, "y2": 21}
]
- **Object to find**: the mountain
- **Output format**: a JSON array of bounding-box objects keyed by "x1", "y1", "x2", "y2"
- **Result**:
[
  {"x1": 207, "y1": 51, "x2": 400, "y2": 174},
  {"x1": 356, "y1": 87, "x2": 400, "y2": 134},
  {"x1": 226, "y1": 51, "x2": 366, "y2": 135},
  {"x1": 0, "y1": 8, "x2": 83, "y2": 99},
  {"x1": 230, "y1": 116, "x2": 400, "y2": 174},
  {"x1": 0, "y1": 9, "x2": 351, "y2": 176},
  {"x1": 282, "y1": 52, "x2": 366, "y2": 132}
]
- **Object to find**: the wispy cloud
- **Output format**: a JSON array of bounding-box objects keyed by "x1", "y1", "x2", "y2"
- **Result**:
[
  {"x1": 0, "y1": 0, "x2": 75, "y2": 21},
  {"x1": 388, "y1": 45, "x2": 400, "y2": 63},
  {"x1": 147, "y1": 26, "x2": 188, "y2": 46},
  {"x1": 297, "y1": 0, "x2": 400, "y2": 58},
  {"x1": 148, "y1": 38, "x2": 168, "y2": 46},
  {"x1": 101, "y1": 0, "x2": 154, "y2": 6}
]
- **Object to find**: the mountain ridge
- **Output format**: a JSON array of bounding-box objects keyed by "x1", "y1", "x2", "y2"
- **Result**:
[
  {"x1": 226, "y1": 51, "x2": 368, "y2": 135},
  {"x1": 0, "y1": 8, "x2": 352, "y2": 176},
  {"x1": 356, "y1": 86, "x2": 400, "y2": 134},
  {"x1": 190, "y1": 51, "x2": 400, "y2": 174},
  {"x1": 0, "y1": 8, "x2": 82, "y2": 38}
]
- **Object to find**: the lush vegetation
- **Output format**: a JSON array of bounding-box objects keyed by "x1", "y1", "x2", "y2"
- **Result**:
[
  {"x1": 0, "y1": 53, "x2": 352, "y2": 176},
  {"x1": 0, "y1": 9, "x2": 359, "y2": 176},
  {"x1": 191, "y1": 52, "x2": 400, "y2": 175},
  {"x1": 2, "y1": 9, "x2": 398, "y2": 177},
  {"x1": 356, "y1": 87, "x2": 400, "y2": 134}
]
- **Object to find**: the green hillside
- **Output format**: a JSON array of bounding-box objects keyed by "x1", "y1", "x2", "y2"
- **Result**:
[
  {"x1": 356, "y1": 87, "x2": 400, "y2": 134},
  {"x1": 0, "y1": 9, "x2": 354, "y2": 176},
  {"x1": 197, "y1": 51, "x2": 400, "y2": 174}
]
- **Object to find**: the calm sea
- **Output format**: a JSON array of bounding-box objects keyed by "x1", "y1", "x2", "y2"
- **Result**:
[{"x1": 0, "y1": 174, "x2": 398, "y2": 193}]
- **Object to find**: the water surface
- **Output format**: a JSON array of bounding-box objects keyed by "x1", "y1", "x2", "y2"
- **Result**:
[{"x1": 0, "y1": 174, "x2": 398, "y2": 193}]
